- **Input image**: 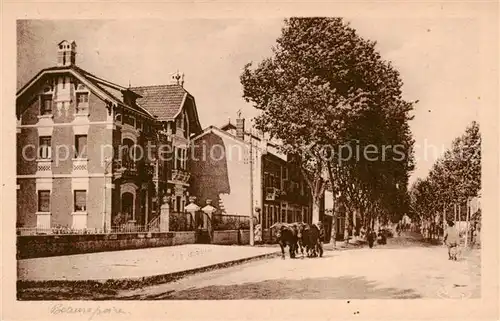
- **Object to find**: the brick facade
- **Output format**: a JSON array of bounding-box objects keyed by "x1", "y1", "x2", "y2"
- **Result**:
[{"x1": 16, "y1": 40, "x2": 202, "y2": 232}]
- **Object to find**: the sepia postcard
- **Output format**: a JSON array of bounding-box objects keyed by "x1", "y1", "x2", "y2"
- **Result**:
[{"x1": 1, "y1": 1, "x2": 499, "y2": 321}]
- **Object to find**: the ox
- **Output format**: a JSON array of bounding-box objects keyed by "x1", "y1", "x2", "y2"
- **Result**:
[{"x1": 270, "y1": 222, "x2": 298, "y2": 259}]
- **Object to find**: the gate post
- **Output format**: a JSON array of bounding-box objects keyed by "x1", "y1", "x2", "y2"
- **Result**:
[{"x1": 160, "y1": 196, "x2": 171, "y2": 232}]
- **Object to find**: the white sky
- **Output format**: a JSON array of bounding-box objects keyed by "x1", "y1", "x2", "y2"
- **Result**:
[{"x1": 17, "y1": 18, "x2": 490, "y2": 183}]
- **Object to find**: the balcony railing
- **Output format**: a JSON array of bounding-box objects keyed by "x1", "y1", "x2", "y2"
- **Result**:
[
  {"x1": 122, "y1": 159, "x2": 137, "y2": 171},
  {"x1": 144, "y1": 162, "x2": 155, "y2": 177},
  {"x1": 72, "y1": 158, "x2": 88, "y2": 172},
  {"x1": 36, "y1": 159, "x2": 52, "y2": 173}
]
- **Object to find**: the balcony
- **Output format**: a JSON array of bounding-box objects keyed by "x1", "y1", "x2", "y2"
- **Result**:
[
  {"x1": 122, "y1": 159, "x2": 137, "y2": 172},
  {"x1": 113, "y1": 159, "x2": 137, "y2": 179},
  {"x1": 143, "y1": 162, "x2": 155, "y2": 177},
  {"x1": 265, "y1": 187, "x2": 281, "y2": 201},
  {"x1": 72, "y1": 158, "x2": 88, "y2": 172},
  {"x1": 36, "y1": 159, "x2": 52, "y2": 176},
  {"x1": 171, "y1": 169, "x2": 190, "y2": 184}
]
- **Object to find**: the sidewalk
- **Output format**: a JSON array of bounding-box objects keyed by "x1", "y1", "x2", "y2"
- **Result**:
[{"x1": 18, "y1": 244, "x2": 279, "y2": 288}]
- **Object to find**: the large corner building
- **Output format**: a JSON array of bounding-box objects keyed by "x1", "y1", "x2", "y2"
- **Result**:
[{"x1": 16, "y1": 40, "x2": 202, "y2": 231}]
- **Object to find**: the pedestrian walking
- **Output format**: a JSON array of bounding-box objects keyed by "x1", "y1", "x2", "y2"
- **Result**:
[
  {"x1": 367, "y1": 228, "x2": 376, "y2": 248},
  {"x1": 443, "y1": 220, "x2": 460, "y2": 260},
  {"x1": 316, "y1": 221, "x2": 325, "y2": 257},
  {"x1": 254, "y1": 223, "x2": 262, "y2": 244}
]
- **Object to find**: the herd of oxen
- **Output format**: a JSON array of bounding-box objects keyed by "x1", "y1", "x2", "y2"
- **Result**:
[{"x1": 269, "y1": 222, "x2": 325, "y2": 259}]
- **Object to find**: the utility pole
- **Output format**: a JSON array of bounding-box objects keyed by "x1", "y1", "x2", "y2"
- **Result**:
[
  {"x1": 465, "y1": 197, "x2": 470, "y2": 248},
  {"x1": 249, "y1": 128, "x2": 255, "y2": 246},
  {"x1": 102, "y1": 158, "x2": 113, "y2": 233}
]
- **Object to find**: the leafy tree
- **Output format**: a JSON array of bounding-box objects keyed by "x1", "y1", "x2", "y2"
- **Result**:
[
  {"x1": 241, "y1": 18, "x2": 415, "y2": 227},
  {"x1": 410, "y1": 121, "x2": 481, "y2": 233}
]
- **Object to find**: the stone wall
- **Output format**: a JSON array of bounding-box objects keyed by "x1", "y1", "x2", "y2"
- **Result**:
[
  {"x1": 17, "y1": 231, "x2": 196, "y2": 259},
  {"x1": 212, "y1": 230, "x2": 251, "y2": 245}
]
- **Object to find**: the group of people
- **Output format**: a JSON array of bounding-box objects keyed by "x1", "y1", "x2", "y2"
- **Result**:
[{"x1": 361, "y1": 227, "x2": 387, "y2": 248}]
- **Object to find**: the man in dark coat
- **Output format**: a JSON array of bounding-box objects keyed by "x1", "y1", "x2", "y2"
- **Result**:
[{"x1": 367, "y1": 228, "x2": 376, "y2": 248}]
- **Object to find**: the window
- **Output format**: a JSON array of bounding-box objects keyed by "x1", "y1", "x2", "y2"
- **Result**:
[
  {"x1": 39, "y1": 136, "x2": 52, "y2": 159},
  {"x1": 76, "y1": 92, "x2": 89, "y2": 114},
  {"x1": 176, "y1": 116, "x2": 183, "y2": 131},
  {"x1": 174, "y1": 148, "x2": 185, "y2": 170},
  {"x1": 75, "y1": 135, "x2": 87, "y2": 158},
  {"x1": 182, "y1": 149, "x2": 187, "y2": 170},
  {"x1": 40, "y1": 95, "x2": 53, "y2": 115},
  {"x1": 38, "y1": 190, "x2": 50, "y2": 212},
  {"x1": 183, "y1": 117, "x2": 188, "y2": 138},
  {"x1": 74, "y1": 190, "x2": 87, "y2": 212},
  {"x1": 176, "y1": 196, "x2": 181, "y2": 213},
  {"x1": 170, "y1": 121, "x2": 176, "y2": 135},
  {"x1": 124, "y1": 114, "x2": 135, "y2": 126}
]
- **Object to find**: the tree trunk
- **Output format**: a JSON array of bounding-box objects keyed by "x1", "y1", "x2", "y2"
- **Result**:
[
  {"x1": 312, "y1": 199, "x2": 321, "y2": 223},
  {"x1": 330, "y1": 212, "x2": 337, "y2": 248},
  {"x1": 344, "y1": 208, "x2": 350, "y2": 245}
]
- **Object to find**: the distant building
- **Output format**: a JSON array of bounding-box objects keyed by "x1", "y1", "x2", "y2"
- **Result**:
[
  {"x1": 189, "y1": 113, "x2": 315, "y2": 236},
  {"x1": 16, "y1": 40, "x2": 202, "y2": 232}
]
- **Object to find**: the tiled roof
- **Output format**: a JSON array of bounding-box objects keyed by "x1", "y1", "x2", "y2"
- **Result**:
[
  {"x1": 130, "y1": 85, "x2": 187, "y2": 121},
  {"x1": 16, "y1": 65, "x2": 155, "y2": 119}
]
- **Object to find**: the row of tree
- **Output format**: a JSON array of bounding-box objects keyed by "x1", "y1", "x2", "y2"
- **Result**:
[
  {"x1": 240, "y1": 17, "x2": 416, "y2": 240},
  {"x1": 410, "y1": 121, "x2": 481, "y2": 225}
]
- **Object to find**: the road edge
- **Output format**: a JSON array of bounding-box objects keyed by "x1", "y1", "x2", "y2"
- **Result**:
[{"x1": 17, "y1": 251, "x2": 281, "y2": 298}]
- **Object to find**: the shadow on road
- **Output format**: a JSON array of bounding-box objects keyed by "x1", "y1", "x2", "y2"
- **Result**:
[{"x1": 119, "y1": 275, "x2": 422, "y2": 300}]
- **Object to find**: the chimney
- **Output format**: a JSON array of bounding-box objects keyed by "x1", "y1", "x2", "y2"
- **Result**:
[
  {"x1": 169, "y1": 71, "x2": 184, "y2": 87},
  {"x1": 57, "y1": 40, "x2": 76, "y2": 67},
  {"x1": 236, "y1": 110, "x2": 245, "y2": 140}
]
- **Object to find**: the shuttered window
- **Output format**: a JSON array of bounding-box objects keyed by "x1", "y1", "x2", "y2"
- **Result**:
[
  {"x1": 38, "y1": 190, "x2": 50, "y2": 212},
  {"x1": 74, "y1": 190, "x2": 87, "y2": 212}
]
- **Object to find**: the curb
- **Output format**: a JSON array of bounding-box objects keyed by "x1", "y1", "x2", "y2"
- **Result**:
[{"x1": 17, "y1": 251, "x2": 281, "y2": 293}]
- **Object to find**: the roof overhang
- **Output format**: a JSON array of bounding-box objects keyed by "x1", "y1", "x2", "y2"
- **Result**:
[{"x1": 16, "y1": 67, "x2": 155, "y2": 120}]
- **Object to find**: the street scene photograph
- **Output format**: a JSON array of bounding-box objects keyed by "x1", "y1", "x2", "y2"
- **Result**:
[{"x1": 13, "y1": 16, "x2": 488, "y2": 303}]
